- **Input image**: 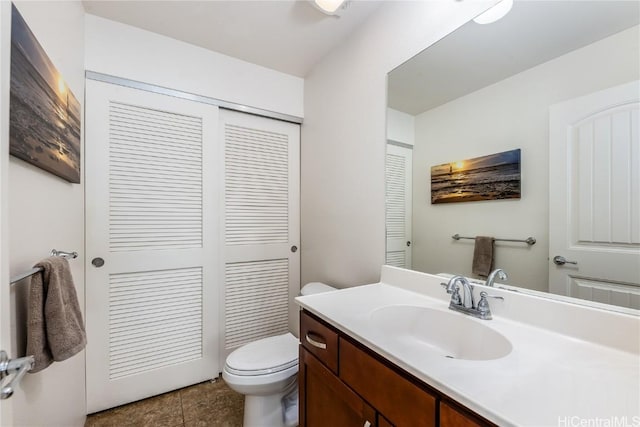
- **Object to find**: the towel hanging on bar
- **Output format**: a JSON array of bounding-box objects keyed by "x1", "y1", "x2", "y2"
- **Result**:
[
  {"x1": 26, "y1": 256, "x2": 86, "y2": 373},
  {"x1": 472, "y1": 236, "x2": 495, "y2": 278}
]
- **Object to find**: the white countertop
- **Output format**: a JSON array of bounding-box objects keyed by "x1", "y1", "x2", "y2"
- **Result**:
[{"x1": 295, "y1": 277, "x2": 640, "y2": 426}]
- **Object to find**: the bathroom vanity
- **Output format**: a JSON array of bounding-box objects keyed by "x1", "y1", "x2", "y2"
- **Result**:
[
  {"x1": 296, "y1": 266, "x2": 640, "y2": 427},
  {"x1": 299, "y1": 309, "x2": 491, "y2": 426}
]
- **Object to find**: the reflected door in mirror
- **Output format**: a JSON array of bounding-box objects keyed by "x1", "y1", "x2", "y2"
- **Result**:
[
  {"x1": 386, "y1": 143, "x2": 412, "y2": 269},
  {"x1": 549, "y1": 81, "x2": 640, "y2": 310}
]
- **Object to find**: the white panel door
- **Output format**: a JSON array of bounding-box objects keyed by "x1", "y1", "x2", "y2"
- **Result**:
[
  {"x1": 220, "y1": 109, "x2": 300, "y2": 364},
  {"x1": 385, "y1": 143, "x2": 412, "y2": 269},
  {"x1": 549, "y1": 81, "x2": 640, "y2": 309},
  {"x1": 85, "y1": 80, "x2": 220, "y2": 412}
]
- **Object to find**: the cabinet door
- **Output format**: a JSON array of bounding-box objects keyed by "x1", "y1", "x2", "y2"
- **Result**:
[
  {"x1": 440, "y1": 401, "x2": 491, "y2": 427},
  {"x1": 300, "y1": 347, "x2": 376, "y2": 427},
  {"x1": 339, "y1": 338, "x2": 436, "y2": 427}
]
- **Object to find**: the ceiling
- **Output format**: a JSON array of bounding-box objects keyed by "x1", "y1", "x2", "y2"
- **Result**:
[
  {"x1": 388, "y1": 0, "x2": 640, "y2": 115},
  {"x1": 82, "y1": 0, "x2": 382, "y2": 77}
]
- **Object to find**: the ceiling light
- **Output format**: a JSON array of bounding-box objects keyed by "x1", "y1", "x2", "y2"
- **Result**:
[
  {"x1": 312, "y1": 0, "x2": 347, "y2": 16},
  {"x1": 473, "y1": 0, "x2": 513, "y2": 25}
]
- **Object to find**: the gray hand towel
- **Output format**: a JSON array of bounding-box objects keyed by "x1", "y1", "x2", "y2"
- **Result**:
[
  {"x1": 472, "y1": 236, "x2": 494, "y2": 278},
  {"x1": 26, "y1": 256, "x2": 86, "y2": 373}
]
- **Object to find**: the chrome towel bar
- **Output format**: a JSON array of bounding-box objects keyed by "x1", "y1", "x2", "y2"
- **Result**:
[
  {"x1": 451, "y1": 234, "x2": 536, "y2": 246},
  {"x1": 9, "y1": 249, "x2": 78, "y2": 285}
]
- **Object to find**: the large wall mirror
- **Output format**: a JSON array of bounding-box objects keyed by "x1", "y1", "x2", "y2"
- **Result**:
[{"x1": 386, "y1": 0, "x2": 639, "y2": 313}]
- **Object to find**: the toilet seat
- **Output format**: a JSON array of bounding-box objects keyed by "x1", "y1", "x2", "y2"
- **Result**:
[
  {"x1": 225, "y1": 333, "x2": 299, "y2": 377},
  {"x1": 223, "y1": 283, "x2": 334, "y2": 427}
]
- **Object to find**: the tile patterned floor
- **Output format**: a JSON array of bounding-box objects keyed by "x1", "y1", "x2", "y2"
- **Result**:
[{"x1": 85, "y1": 378, "x2": 244, "y2": 427}]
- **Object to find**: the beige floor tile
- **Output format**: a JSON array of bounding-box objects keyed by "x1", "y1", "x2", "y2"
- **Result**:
[
  {"x1": 85, "y1": 379, "x2": 244, "y2": 427},
  {"x1": 85, "y1": 390, "x2": 184, "y2": 427},
  {"x1": 180, "y1": 379, "x2": 244, "y2": 427}
]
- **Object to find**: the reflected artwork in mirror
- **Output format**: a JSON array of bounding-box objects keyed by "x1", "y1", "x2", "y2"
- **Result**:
[
  {"x1": 385, "y1": 0, "x2": 640, "y2": 313},
  {"x1": 430, "y1": 149, "x2": 521, "y2": 204}
]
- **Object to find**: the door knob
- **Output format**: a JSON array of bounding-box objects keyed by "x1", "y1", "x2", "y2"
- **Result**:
[
  {"x1": 0, "y1": 350, "x2": 34, "y2": 400},
  {"x1": 91, "y1": 257, "x2": 105, "y2": 268},
  {"x1": 553, "y1": 255, "x2": 578, "y2": 266},
  {"x1": 291, "y1": 246, "x2": 298, "y2": 253},
  {"x1": 406, "y1": 241, "x2": 411, "y2": 247}
]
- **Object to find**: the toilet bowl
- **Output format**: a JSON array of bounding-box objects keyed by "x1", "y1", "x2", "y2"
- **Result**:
[
  {"x1": 222, "y1": 282, "x2": 336, "y2": 427},
  {"x1": 223, "y1": 333, "x2": 299, "y2": 427}
]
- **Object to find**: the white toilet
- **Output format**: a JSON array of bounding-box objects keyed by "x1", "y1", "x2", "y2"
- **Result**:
[{"x1": 222, "y1": 282, "x2": 336, "y2": 427}]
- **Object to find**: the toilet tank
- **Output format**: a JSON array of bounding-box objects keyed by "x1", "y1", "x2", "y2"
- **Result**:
[{"x1": 300, "y1": 282, "x2": 336, "y2": 296}]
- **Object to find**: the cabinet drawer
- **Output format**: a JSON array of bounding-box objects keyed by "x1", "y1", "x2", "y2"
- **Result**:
[
  {"x1": 339, "y1": 338, "x2": 436, "y2": 427},
  {"x1": 300, "y1": 310, "x2": 339, "y2": 374}
]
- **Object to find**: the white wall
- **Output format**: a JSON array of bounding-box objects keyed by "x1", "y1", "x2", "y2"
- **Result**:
[
  {"x1": 301, "y1": 1, "x2": 493, "y2": 287},
  {"x1": 387, "y1": 108, "x2": 415, "y2": 146},
  {"x1": 0, "y1": 1, "x2": 12, "y2": 425},
  {"x1": 412, "y1": 26, "x2": 640, "y2": 291},
  {"x1": 7, "y1": 1, "x2": 86, "y2": 426},
  {"x1": 85, "y1": 14, "x2": 303, "y2": 118}
]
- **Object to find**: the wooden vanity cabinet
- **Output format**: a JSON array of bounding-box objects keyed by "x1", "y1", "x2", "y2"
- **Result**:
[
  {"x1": 439, "y1": 401, "x2": 487, "y2": 427},
  {"x1": 299, "y1": 307, "x2": 339, "y2": 373},
  {"x1": 339, "y1": 338, "x2": 436, "y2": 426},
  {"x1": 299, "y1": 310, "x2": 495, "y2": 427},
  {"x1": 300, "y1": 347, "x2": 376, "y2": 427}
]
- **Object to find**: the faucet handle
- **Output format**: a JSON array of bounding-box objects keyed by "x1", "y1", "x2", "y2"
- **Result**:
[
  {"x1": 449, "y1": 285, "x2": 462, "y2": 305},
  {"x1": 477, "y1": 291, "x2": 504, "y2": 319},
  {"x1": 479, "y1": 291, "x2": 504, "y2": 301}
]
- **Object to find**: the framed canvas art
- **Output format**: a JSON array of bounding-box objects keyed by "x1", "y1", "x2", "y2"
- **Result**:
[
  {"x1": 431, "y1": 149, "x2": 521, "y2": 204},
  {"x1": 10, "y1": 4, "x2": 81, "y2": 183}
]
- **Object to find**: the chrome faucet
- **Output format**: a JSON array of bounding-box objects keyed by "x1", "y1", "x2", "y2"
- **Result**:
[
  {"x1": 445, "y1": 275, "x2": 474, "y2": 309},
  {"x1": 485, "y1": 269, "x2": 508, "y2": 287},
  {"x1": 443, "y1": 275, "x2": 504, "y2": 320}
]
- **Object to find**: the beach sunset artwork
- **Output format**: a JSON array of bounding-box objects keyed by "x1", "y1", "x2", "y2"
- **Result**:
[
  {"x1": 9, "y1": 4, "x2": 81, "y2": 183},
  {"x1": 431, "y1": 149, "x2": 521, "y2": 204}
]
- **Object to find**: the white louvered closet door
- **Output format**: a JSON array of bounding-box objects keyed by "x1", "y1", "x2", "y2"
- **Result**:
[
  {"x1": 85, "y1": 80, "x2": 220, "y2": 413},
  {"x1": 385, "y1": 143, "x2": 412, "y2": 269},
  {"x1": 220, "y1": 109, "x2": 300, "y2": 364}
]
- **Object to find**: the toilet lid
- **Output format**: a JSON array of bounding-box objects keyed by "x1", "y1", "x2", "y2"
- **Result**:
[{"x1": 225, "y1": 333, "x2": 299, "y2": 376}]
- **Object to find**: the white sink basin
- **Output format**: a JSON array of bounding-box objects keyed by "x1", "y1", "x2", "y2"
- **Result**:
[{"x1": 369, "y1": 305, "x2": 512, "y2": 361}]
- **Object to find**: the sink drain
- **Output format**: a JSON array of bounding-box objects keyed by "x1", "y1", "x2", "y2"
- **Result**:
[{"x1": 445, "y1": 355, "x2": 455, "y2": 359}]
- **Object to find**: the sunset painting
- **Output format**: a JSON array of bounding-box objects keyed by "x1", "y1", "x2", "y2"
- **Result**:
[
  {"x1": 9, "y1": 4, "x2": 81, "y2": 183},
  {"x1": 431, "y1": 149, "x2": 521, "y2": 204}
]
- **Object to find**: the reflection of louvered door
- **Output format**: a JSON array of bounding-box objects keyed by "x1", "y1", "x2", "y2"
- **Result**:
[
  {"x1": 220, "y1": 109, "x2": 300, "y2": 363},
  {"x1": 85, "y1": 80, "x2": 219, "y2": 413},
  {"x1": 385, "y1": 143, "x2": 412, "y2": 269}
]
